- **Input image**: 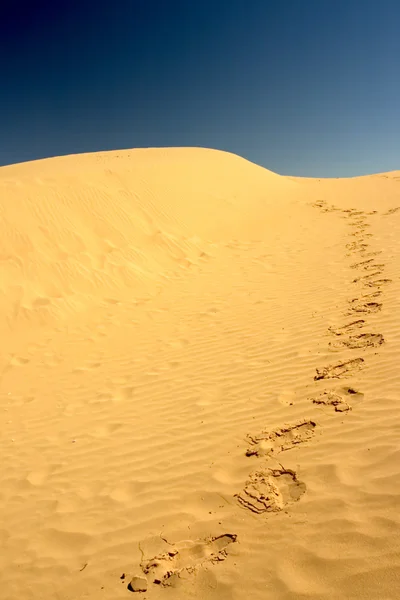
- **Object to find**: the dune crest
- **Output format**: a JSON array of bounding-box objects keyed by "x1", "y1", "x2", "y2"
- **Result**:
[{"x1": 0, "y1": 148, "x2": 300, "y2": 333}]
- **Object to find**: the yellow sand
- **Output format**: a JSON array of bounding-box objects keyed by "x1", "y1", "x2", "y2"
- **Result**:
[{"x1": 1, "y1": 148, "x2": 399, "y2": 599}]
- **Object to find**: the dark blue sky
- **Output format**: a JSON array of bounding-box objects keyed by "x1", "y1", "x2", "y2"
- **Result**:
[{"x1": 1, "y1": 1, "x2": 399, "y2": 176}]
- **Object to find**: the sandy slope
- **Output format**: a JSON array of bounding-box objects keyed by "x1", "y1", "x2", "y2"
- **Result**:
[{"x1": 0, "y1": 148, "x2": 399, "y2": 600}]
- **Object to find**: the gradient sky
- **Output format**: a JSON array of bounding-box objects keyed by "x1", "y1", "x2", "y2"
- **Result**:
[{"x1": 1, "y1": 0, "x2": 399, "y2": 176}]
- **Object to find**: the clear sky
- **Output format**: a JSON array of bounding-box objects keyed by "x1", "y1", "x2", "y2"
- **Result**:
[{"x1": 1, "y1": 0, "x2": 399, "y2": 176}]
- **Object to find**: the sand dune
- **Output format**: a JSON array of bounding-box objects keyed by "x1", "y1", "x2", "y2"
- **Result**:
[
  {"x1": 1, "y1": 148, "x2": 400, "y2": 599},
  {"x1": 0, "y1": 149, "x2": 304, "y2": 335}
]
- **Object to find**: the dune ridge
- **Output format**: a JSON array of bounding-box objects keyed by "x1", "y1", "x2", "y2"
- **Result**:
[
  {"x1": 1, "y1": 148, "x2": 400, "y2": 599},
  {"x1": 0, "y1": 148, "x2": 304, "y2": 335}
]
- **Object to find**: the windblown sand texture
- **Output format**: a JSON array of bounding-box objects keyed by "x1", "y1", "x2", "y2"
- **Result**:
[{"x1": 1, "y1": 148, "x2": 400, "y2": 599}]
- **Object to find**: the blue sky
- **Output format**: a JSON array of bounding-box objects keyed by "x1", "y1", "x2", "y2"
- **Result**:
[{"x1": 1, "y1": 0, "x2": 399, "y2": 176}]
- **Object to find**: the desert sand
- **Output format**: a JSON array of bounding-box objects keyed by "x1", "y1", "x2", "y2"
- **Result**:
[{"x1": 0, "y1": 148, "x2": 399, "y2": 599}]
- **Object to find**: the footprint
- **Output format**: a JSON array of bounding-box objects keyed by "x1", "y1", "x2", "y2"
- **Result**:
[
  {"x1": 350, "y1": 259, "x2": 375, "y2": 269},
  {"x1": 314, "y1": 357, "x2": 364, "y2": 380},
  {"x1": 310, "y1": 386, "x2": 363, "y2": 412},
  {"x1": 351, "y1": 261, "x2": 385, "y2": 272},
  {"x1": 350, "y1": 231, "x2": 373, "y2": 238},
  {"x1": 236, "y1": 468, "x2": 306, "y2": 514},
  {"x1": 362, "y1": 251, "x2": 383, "y2": 258},
  {"x1": 328, "y1": 320, "x2": 365, "y2": 335},
  {"x1": 346, "y1": 242, "x2": 369, "y2": 252},
  {"x1": 329, "y1": 332, "x2": 384, "y2": 350},
  {"x1": 384, "y1": 207, "x2": 400, "y2": 215},
  {"x1": 348, "y1": 300, "x2": 382, "y2": 314},
  {"x1": 363, "y1": 263, "x2": 385, "y2": 272},
  {"x1": 358, "y1": 291, "x2": 382, "y2": 299},
  {"x1": 353, "y1": 272, "x2": 383, "y2": 283},
  {"x1": 245, "y1": 420, "x2": 316, "y2": 457},
  {"x1": 312, "y1": 200, "x2": 327, "y2": 210},
  {"x1": 349, "y1": 220, "x2": 369, "y2": 229},
  {"x1": 346, "y1": 210, "x2": 365, "y2": 217},
  {"x1": 316, "y1": 200, "x2": 344, "y2": 213},
  {"x1": 312, "y1": 200, "x2": 336, "y2": 212},
  {"x1": 365, "y1": 278, "x2": 392, "y2": 288},
  {"x1": 342, "y1": 209, "x2": 361, "y2": 217},
  {"x1": 141, "y1": 533, "x2": 237, "y2": 586},
  {"x1": 310, "y1": 390, "x2": 350, "y2": 412}
]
